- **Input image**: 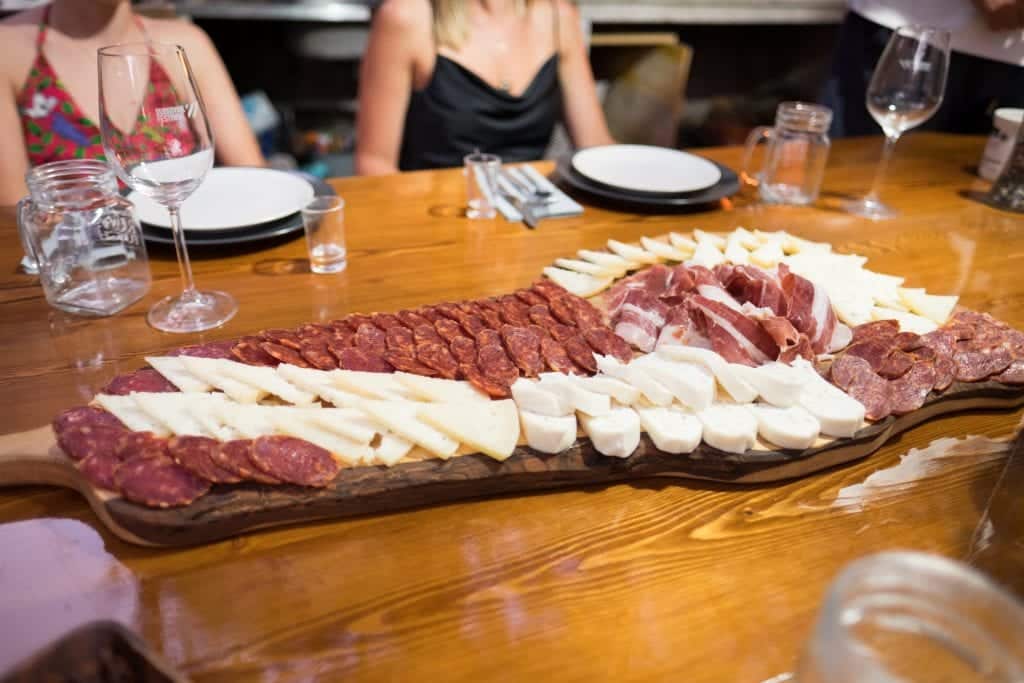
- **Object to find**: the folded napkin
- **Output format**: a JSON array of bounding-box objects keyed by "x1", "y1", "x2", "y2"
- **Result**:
[{"x1": 493, "y1": 164, "x2": 583, "y2": 223}]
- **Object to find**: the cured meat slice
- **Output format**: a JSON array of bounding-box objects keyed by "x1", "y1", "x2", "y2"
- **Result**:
[
  {"x1": 54, "y1": 406, "x2": 125, "y2": 435},
  {"x1": 79, "y1": 452, "x2": 121, "y2": 491},
  {"x1": 455, "y1": 312, "x2": 487, "y2": 338},
  {"x1": 688, "y1": 295, "x2": 778, "y2": 365},
  {"x1": 583, "y1": 327, "x2": 633, "y2": 363},
  {"x1": 434, "y1": 303, "x2": 463, "y2": 321},
  {"x1": 563, "y1": 335, "x2": 598, "y2": 374},
  {"x1": 476, "y1": 328, "x2": 502, "y2": 348},
  {"x1": 528, "y1": 304, "x2": 559, "y2": 328},
  {"x1": 370, "y1": 313, "x2": 404, "y2": 330},
  {"x1": 397, "y1": 310, "x2": 430, "y2": 329},
  {"x1": 385, "y1": 326, "x2": 415, "y2": 353},
  {"x1": 113, "y1": 431, "x2": 166, "y2": 461},
  {"x1": 540, "y1": 336, "x2": 579, "y2": 374},
  {"x1": 528, "y1": 324, "x2": 551, "y2": 342},
  {"x1": 344, "y1": 313, "x2": 377, "y2": 330},
  {"x1": 296, "y1": 324, "x2": 331, "y2": 345},
  {"x1": 300, "y1": 343, "x2": 338, "y2": 371},
  {"x1": 656, "y1": 305, "x2": 706, "y2": 350},
  {"x1": 568, "y1": 297, "x2": 605, "y2": 330},
  {"x1": 953, "y1": 347, "x2": 1013, "y2": 382},
  {"x1": 460, "y1": 361, "x2": 512, "y2": 398},
  {"x1": 382, "y1": 350, "x2": 440, "y2": 376},
  {"x1": 261, "y1": 341, "x2": 311, "y2": 368},
  {"x1": 232, "y1": 337, "x2": 279, "y2": 366},
  {"x1": 168, "y1": 435, "x2": 242, "y2": 484},
  {"x1": 834, "y1": 357, "x2": 892, "y2": 421},
  {"x1": 478, "y1": 344, "x2": 520, "y2": 384},
  {"x1": 501, "y1": 325, "x2": 544, "y2": 377},
  {"x1": 336, "y1": 347, "x2": 394, "y2": 373},
  {"x1": 260, "y1": 328, "x2": 303, "y2": 351},
  {"x1": 614, "y1": 308, "x2": 660, "y2": 353},
  {"x1": 892, "y1": 331, "x2": 923, "y2": 351},
  {"x1": 844, "y1": 340, "x2": 896, "y2": 370},
  {"x1": 435, "y1": 318, "x2": 468, "y2": 343},
  {"x1": 326, "y1": 337, "x2": 355, "y2": 363},
  {"x1": 994, "y1": 359, "x2": 1024, "y2": 385},
  {"x1": 778, "y1": 336, "x2": 815, "y2": 364},
  {"x1": 457, "y1": 301, "x2": 484, "y2": 315},
  {"x1": 417, "y1": 307, "x2": 442, "y2": 323},
  {"x1": 515, "y1": 289, "x2": 547, "y2": 307},
  {"x1": 354, "y1": 323, "x2": 387, "y2": 355},
  {"x1": 103, "y1": 368, "x2": 179, "y2": 395},
  {"x1": 58, "y1": 423, "x2": 128, "y2": 461},
  {"x1": 779, "y1": 265, "x2": 838, "y2": 353},
  {"x1": 851, "y1": 320, "x2": 900, "y2": 344},
  {"x1": 251, "y1": 435, "x2": 341, "y2": 487},
  {"x1": 876, "y1": 350, "x2": 914, "y2": 379},
  {"x1": 531, "y1": 279, "x2": 571, "y2": 302},
  {"x1": 413, "y1": 324, "x2": 443, "y2": 346},
  {"x1": 547, "y1": 296, "x2": 579, "y2": 326},
  {"x1": 478, "y1": 307, "x2": 505, "y2": 330},
  {"x1": 549, "y1": 324, "x2": 577, "y2": 343},
  {"x1": 212, "y1": 439, "x2": 280, "y2": 484},
  {"x1": 114, "y1": 454, "x2": 211, "y2": 507},
  {"x1": 933, "y1": 356, "x2": 957, "y2": 392},
  {"x1": 889, "y1": 362, "x2": 937, "y2": 415},
  {"x1": 171, "y1": 340, "x2": 236, "y2": 359},
  {"x1": 499, "y1": 296, "x2": 531, "y2": 327},
  {"x1": 717, "y1": 264, "x2": 788, "y2": 316},
  {"x1": 416, "y1": 342, "x2": 459, "y2": 379},
  {"x1": 449, "y1": 336, "x2": 478, "y2": 364},
  {"x1": 329, "y1": 318, "x2": 357, "y2": 334}
]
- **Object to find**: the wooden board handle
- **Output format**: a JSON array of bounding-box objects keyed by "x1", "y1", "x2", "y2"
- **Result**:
[{"x1": 0, "y1": 425, "x2": 79, "y2": 490}]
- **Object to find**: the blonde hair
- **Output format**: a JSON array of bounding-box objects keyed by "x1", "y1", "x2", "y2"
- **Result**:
[{"x1": 432, "y1": 0, "x2": 529, "y2": 50}]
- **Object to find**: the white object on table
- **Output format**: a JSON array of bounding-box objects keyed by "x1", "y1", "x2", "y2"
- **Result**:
[
  {"x1": 494, "y1": 165, "x2": 583, "y2": 223},
  {"x1": 571, "y1": 144, "x2": 721, "y2": 194},
  {"x1": 979, "y1": 108, "x2": 1023, "y2": 182}
]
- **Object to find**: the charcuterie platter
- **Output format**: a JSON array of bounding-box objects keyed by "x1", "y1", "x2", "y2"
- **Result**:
[{"x1": 2, "y1": 228, "x2": 1023, "y2": 547}]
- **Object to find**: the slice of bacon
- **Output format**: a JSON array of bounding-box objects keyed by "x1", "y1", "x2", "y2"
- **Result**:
[{"x1": 688, "y1": 295, "x2": 778, "y2": 365}]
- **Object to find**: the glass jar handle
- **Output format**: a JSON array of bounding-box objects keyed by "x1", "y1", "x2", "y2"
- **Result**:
[
  {"x1": 15, "y1": 198, "x2": 40, "y2": 275},
  {"x1": 741, "y1": 126, "x2": 774, "y2": 187}
]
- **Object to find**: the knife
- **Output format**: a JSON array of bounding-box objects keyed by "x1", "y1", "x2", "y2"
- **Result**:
[{"x1": 497, "y1": 186, "x2": 543, "y2": 229}]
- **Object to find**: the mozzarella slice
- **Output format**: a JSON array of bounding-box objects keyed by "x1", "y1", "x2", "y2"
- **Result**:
[
  {"x1": 541, "y1": 267, "x2": 613, "y2": 298},
  {"x1": 511, "y1": 378, "x2": 573, "y2": 416},
  {"x1": 519, "y1": 410, "x2": 577, "y2": 454},
  {"x1": 898, "y1": 288, "x2": 958, "y2": 324},
  {"x1": 747, "y1": 403, "x2": 820, "y2": 450},
  {"x1": 731, "y1": 362, "x2": 805, "y2": 408},
  {"x1": 791, "y1": 358, "x2": 866, "y2": 438},
  {"x1": 593, "y1": 355, "x2": 673, "y2": 407},
  {"x1": 640, "y1": 236, "x2": 690, "y2": 262},
  {"x1": 607, "y1": 239, "x2": 660, "y2": 265},
  {"x1": 635, "y1": 406, "x2": 702, "y2": 454},
  {"x1": 214, "y1": 403, "x2": 278, "y2": 439},
  {"x1": 668, "y1": 232, "x2": 698, "y2": 254},
  {"x1": 554, "y1": 257, "x2": 624, "y2": 278},
  {"x1": 304, "y1": 408, "x2": 379, "y2": 445},
  {"x1": 577, "y1": 249, "x2": 634, "y2": 271},
  {"x1": 870, "y1": 307, "x2": 938, "y2": 334},
  {"x1": 657, "y1": 346, "x2": 757, "y2": 403},
  {"x1": 697, "y1": 404, "x2": 758, "y2": 454},
  {"x1": 371, "y1": 432, "x2": 414, "y2": 466},
  {"x1": 219, "y1": 360, "x2": 316, "y2": 405},
  {"x1": 93, "y1": 394, "x2": 169, "y2": 435},
  {"x1": 394, "y1": 373, "x2": 491, "y2": 404},
  {"x1": 331, "y1": 370, "x2": 413, "y2": 401},
  {"x1": 358, "y1": 400, "x2": 459, "y2": 459},
  {"x1": 145, "y1": 356, "x2": 211, "y2": 393},
  {"x1": 538, "y1": 372, "x2": 612, "y2": 416},
  {"x1": 579, "y1": 407, "x2": 641, "y2": 458},
  {"x1": 687, "y1": 239, "x2": 725, "y2": 268},
  {"x1": 749, "y1": 241, "x2": 785, "y2": 268},
  {"x1": 267, "y1": 409, "x2": 368, "y2": 465},
  {"x1": 180, "y1": 357, "x2": 265, "y2": 404},
  {"x1": 631, "y1": 355, "x2": 715, "y2": 410},
  {"x1": 132, "y1": 392, "x2": 208, "y2": 437},
  {"x1": 418, "y1": 399, "x2": 520, "y2": 461},
  {"x1": 572, "y1": 375, "x2": 641, "y2": 405}
]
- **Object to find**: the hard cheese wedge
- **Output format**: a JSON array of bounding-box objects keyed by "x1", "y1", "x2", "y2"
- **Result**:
[
  {"x1": 219, "y1": 360, "x2": 317, "y2": 405},
  {"x1": 133, "y1": 392, "x2": 210, "y2": 437},
  {"x1": 607, "y1": 239, "x2": 660, "y2": 265},
  {"x1": 146, "y1": 356, "x2": 212, "y2": 393},
  {"x1": 640, "y1": 236, "x2": 690, "y2": 262},
  {"x1": 394, "y1": 373, "x2": 491, "y2": 404},
  {"x1": 180, "y1": 357, "x2": 265, "y2": 404},
  {"x1": 418, "y1": 399, "x2": 520, "y2": 461},
  {"x1": 542, "y1": 267, "x2": 614, "y2": 298},
  {"x1": 93, "y1": 394, "x2": 170, "y2": 436},
  {"x1": 331, "y1": 370, "x2": 414, "y2": 401},
  {"x1": 898, "y1": 288, "x2": 958, "y2": 324},
  {"x1": 554, "y1": 257, "x2": 625, "y2": 278},
  {"x1": 359, "y1": 400, "x2": 459, "y2": 459}
]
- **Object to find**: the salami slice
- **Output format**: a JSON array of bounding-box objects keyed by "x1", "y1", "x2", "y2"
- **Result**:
[
  {"x1": 413, "y1": 323, "x2": 443, "y2": 346},
  {"x1": 397, "y1": 310, "x2": 431, "y2": 329},
  {"x1": 114, "y1": 454, "x2": 211, "y2": 508},
  {"x1": 531, "y1": 279, "x2": 569, "y2": 301},
  {"x1": 435, "y1": 303, "x2": 463, "y2": 321},
  {"x1": 260, "y1": 328, "x2": 303, "y2": 351},
  {"x1": 549, "y1": 323, "x2": 577, "y2": 343},
  {"x1": 297, "y1": 323, "x2": 331, "y2": 344},
  {"x1": 336, "y1": 347, "x2": 394, "y2": 373},
  {"x1": 499, "y1": 296, "x2": 531, "y2": 327},
  {"x1": 478, "y1": 344, "x2": 521, "y2": 385},
  {"x1": 418, "y1": 307, "x2": 443, "y2": 323},
  {"x1": 79, "y1": 452, "x2": 121, "y2": 491},
  {"x1": 212, "y1": 439, "x2": 280, "y2": 484},
  {"x1": 416, "y1": 342, "x2": 459, "y2": 379},
  {"x1": 831, "y1": 355, "x2": 892, "y2": 420},
  {"x1": 528, "y1": 324, "x2": 551, "y2": 342},
  {"x1": 568, "y1": 296, "x2": 606, "y2": 329},
  {"x1": 455, "y1": 313, "x2": 486, "y2": 338},
  {"x1": 171, "y1": 339, "x2": 237, "y2": 359},
  {"x1": 113, "y1": 431, "x2": 166, "y2": 461},
  {"x1": 386, "y1": 326, "x2": 415, "y2": 353},
  {"x1": 953, "y1": 347, "x2": 1013, "y2": 382},
  {"x1": 475, "y1": 328, "x2": 501, "y2": 348},
  {"x1": 355, "y1": 323, "x2": 388, "y2": 355},
  {"x1": 435, "y1": 318, "x2": 468, "y2": 343},
  {"x1": 933, "y1": 356, "x2": 957, "y2": 392},
  {"x1": 103, "y1": 368, "x2": 179, "y2": 395},
  {"x1": 329, "y1": 318, "x2": 358, "y2": 334},
  {"x1": 892, "y1": 331, "x2": 923, "y2": 352},
  {"x1": 370, "y1": 313, "x2": 404, "y2": 330},
  {"x1": 515, "y1": 289, "x2": 546, "y2": 307},
  {"x1": 250, "y1": 435, "x2": 340, "y2": 487},
  {"x1": 330, "y1": 327, "x2": 356, "y2": 347},
  {"x1": 843, "y1": 340, "x2": 895, "y2": 372},
  {"x1": 300, "y1": 342, "x2": 338, "y2": 371},
  {"x1": 478, "y1": 307, "x2": 505, "y2": 331},
  {"x1": 58, "y1": 424, "x2": 128, "y2": 461},
  {"x1": 168, "y1": 435, "x2": 241, "y2": 484},
  {"x1": 540, "y1": 336, "x2": 579, "y2": 375},
  {"x1": 344, "y1": 313, "x2": 377, "y2": 331},
  {"x1": 875, "y1": 350, "x2": 914, "y2": 380},
  {"x1": 501, "y1": 325, "x2": 544, "y2": 377},
  {"x1": 261, "y1": 341, "x2": 311, "y2": 368},
  {"x1": 829, "y1": 354, "x2": 872, "y2": 392},
  {"x1": 53, "y1": 406, "x2": 125, "y2": 435},
  {"x1": 583, "y1": 327, "x2": 633, "y2": 363},
  {"x1": 547, "y1": 296, "x2": 578, "y2": 326},
  {"x1": 449, "y1": 336, "x2": 478, "y2": 364},
  {"x1": 851, "y1": 320, "x2": 899, "y2": 343},
  {"x1": 562, "y1": 335, "x2": 598, "y2": 374},
  {"x1": 382, "y1": 350, "x2": 440, "y2": 376},
  {"x1": 994, "y1": 359, "x2": 1024, "y2": 385},
  {"x1": 889, "y1": 362, "x2": 937, "y2": 415},
  {"x1": 460, "y1": 361, "x2": 512, "y2": 398},
  {"x1": 232, "y1": 337, "x2": 279, "y2": 366},
  {"x1": 528, "y1": 304, "x2": 559, "y2": 328}
]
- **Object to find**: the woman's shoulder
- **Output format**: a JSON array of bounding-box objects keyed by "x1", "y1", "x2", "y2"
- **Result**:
[
  {"x1": 372, "y1": 0, "x2": 433, "y2": 37},
  {"x1": 0, "y1": 8, "x2": 44, "y2": 87},
  {"x1": 138, "y1": 16, "x2": 217, "y2": 55}
]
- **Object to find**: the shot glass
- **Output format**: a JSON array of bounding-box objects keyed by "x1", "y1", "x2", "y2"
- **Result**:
[
  {"x1": 464, "y1": 152, "x2": 501, "y2": 219},
  {"x1": 301, "y1": 196, "x2": 347, "y2": 274}
]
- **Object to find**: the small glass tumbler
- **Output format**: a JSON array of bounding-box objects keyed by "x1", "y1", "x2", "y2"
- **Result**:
[
  {"x1": 794, "y1": 551, "x2": 1024, "y2": 683},
  {"x1": 464, "y1": 152, "x2": 501, "y2": 219},
  {"x1": 301, "y1": 196, "x2": 347, "y2": 274}
]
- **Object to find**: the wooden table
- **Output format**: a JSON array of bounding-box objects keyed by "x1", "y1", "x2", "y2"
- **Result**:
[{"x1": 1, "y1": 133, "x2": 1022, "y2": 681}]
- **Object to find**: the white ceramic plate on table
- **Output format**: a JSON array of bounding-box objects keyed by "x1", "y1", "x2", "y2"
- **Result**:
[
  {"x1": 129, "y1": 167, "x2": 315, "y2": 231},
  {"x1": 571, "y1": 145, "x2": 722, "y2": 195}
]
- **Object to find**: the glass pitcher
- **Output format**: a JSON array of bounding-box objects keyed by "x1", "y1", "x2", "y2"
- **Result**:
[
  {"x1": 17, "y1": 160, "x2": 151, "y2": 316},
  {"x1": 742, "y1": 101, "x2": 832, "y2": 206}
]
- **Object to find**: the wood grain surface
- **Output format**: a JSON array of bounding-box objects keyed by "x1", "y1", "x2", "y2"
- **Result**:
[{"x1": 1, "y1": 134, "x2": 1022, "y2": 682}]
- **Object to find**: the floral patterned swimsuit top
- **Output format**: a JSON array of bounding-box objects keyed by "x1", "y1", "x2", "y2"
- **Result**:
[{"x1": 18, "y1": 8, "x2": 195, "y2": 166}]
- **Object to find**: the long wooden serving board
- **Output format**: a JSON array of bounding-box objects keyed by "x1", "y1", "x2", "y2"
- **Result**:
[{"x1": 1, "y1": 379, "x2": 1022, "y2": 547}]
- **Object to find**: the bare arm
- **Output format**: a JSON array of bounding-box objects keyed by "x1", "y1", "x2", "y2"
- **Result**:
[
  {"x1": 972, "y1": 0, "x2": 1024, "y2": 29},
  {"x1": 556, "y1": 0, "x2": 614, "y2": 149},
  {"x1": 0, "y1": 83, "x2": 30, "y2": 206},
  {"x1": 355, "y1": 0, "x2": 428, "y2": 175}
]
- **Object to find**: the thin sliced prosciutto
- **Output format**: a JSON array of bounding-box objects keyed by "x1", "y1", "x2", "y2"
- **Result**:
[
  {"x1": 779, "y1": 264, "x2": 847, "y2": 354},
  {"x1": 716, "y1": 264, "x2": 789, "y2": 316},
  {"x1": 688, "y1": 295, "x2": 779, "y2": 365}
]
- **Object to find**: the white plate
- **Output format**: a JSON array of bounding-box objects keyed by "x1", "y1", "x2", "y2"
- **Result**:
[
  {"x1": 571, "y1": 145, "x2": 722, "y2": 194},
  {"x1": 129, "y1": 167, "x2": 316, "y2": 231}
]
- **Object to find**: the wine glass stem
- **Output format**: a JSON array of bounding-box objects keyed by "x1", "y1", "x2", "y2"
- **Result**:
[
  {"x1": 865, "y1": 134, "x2": 900, "y2": 203},
  {"x1": 167, "y1": 205, "x2": 199, "y2": 302}
]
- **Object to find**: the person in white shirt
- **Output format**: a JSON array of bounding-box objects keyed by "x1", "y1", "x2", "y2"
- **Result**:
[{"x1": 823, "y1": 0, "x2": 1024, "y2": 136}]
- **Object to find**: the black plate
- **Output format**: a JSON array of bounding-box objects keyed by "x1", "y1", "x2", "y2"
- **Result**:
[
  {"x1": 141, "y1": 173, "x2": 335, "y2": 247},
  {"x1": 554, "y1": 158, "x2": 740, "y2": 210}
]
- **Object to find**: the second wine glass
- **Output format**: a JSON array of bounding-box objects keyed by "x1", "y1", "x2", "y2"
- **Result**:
[
  {"x1": 98, "y1": 42, "x2": 237, "y2": 333},
  {"x1": 844, "y1": 25, "x2": 951, "y2": 220}
]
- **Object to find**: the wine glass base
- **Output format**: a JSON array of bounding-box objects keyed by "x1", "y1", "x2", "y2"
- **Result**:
[
  {"x1": 147, "y1": 290, "x2": 237, "y2": 334},
  {"x1": 842, "y1": 197, "x2": 898, "y2": 220}
]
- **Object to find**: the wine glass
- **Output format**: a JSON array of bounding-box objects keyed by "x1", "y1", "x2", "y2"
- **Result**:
[
  {"x1": 843, "y1": 25, "x2": 951, "y2": 220},
  {"x1": 98, "y1": 42, "x2": 237, "y2": 333}
]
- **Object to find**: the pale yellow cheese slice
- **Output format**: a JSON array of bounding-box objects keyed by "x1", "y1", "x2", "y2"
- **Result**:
[
  {"x1": 418, "y1": 399, "x2": 520, "y2": 461},
  {"x1": 577, "y1": 249, "x2": 634, "y2": 271},
  {"x1": 898, "y1": 288, "x2": 958, "y2": 324},
  {"x1": 393, "y1": 373, "x2": 491, "y2": 404},
  {"x1": 330, "y1": 370, "x2": 414, "y2": 401},
  {"x1": 93, "y1": 393, "x2": 169, "y2": 436},
  {"x1": 640, "y1": 236, "x2": 689, "y2": 262},
  {"x1": 180, "y1": 357, "x2": 265, "y2": 404},
  {"x1": 358, "y1": 400, "x2": 459, "y2": 459},
  {"x1": 607, "y1": 239, "x2": 660, "y2": 265},
  {"x1": 554, "y1": 257, "x2": 624, "y2": 278},
  {"x1": 542, "y1": 267, "x2": 613, "y2": 298},
  {"x1": 668, "y1": 232, "x2": 698, "y2": 253},
  {"x1": 145, "y1": 356, "x2": 211, "y2": 393}
]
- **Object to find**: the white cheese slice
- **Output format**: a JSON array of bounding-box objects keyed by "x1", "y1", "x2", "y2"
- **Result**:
[
  {"x1": 791, "y1": 358, "x2": 866, "y2": 438},
  {"x1": 593, "y1": 355, "x2": 673, "y2": 407},
  {"x1": 554, "y1": 257, "x2": 624, "y2": 278},
  {"x1": 132, "y1": 392, "x2": 208, "y2": 437},
  {"x1": 749, "y1": 241, "x2": 785, "y2": 268},
  {"x1": 656, "y1": 346, "x2": 757, "y2": 404},
  {"x1": 276, "y1": 364, "x2": 332, "y2": 397},
  {"x1": 358, "y1": 400, "x2": 459, "y2": 459},
  {"x1": 631, "y1": 355, "x2": 715, "y2": 410},
  {"x1": 577, "y1": 249, "x2": 634, "y2": 271},
  {"x1": 511, "y1": 377, "x2": 573, "y2": 417},
  {"x1": 394, "y1": 373, "x2": 491, "y2": 404},
  {"x1": 635, "y1": 406, "x2": 702, "y2": 454},
  {"x1": 418, "y1": 399, "x2": 520, "y2": 461},
  {"x1": 746, "y1": 403, "x2": 820, "y2": 450},
  {"x1": 518, "y1": 410, "x2": 577, "y2": 454},
  {"x1": 693, "y1": 229, "x2": 727, "y2": 249},
  {"x1": 145, "y1": 356, "x2": 211, "y2": 393},
  {"x1": 185, "y1": 395, "x2": 237, "y2": 441},
  {"x1": 870, "y1": 307, "x2": 938, "y2": 334},
  {"x1": 541, "y1": 267, "x2": 613, "y2": 298},
  {"x1": 687, "y1": 239, "x2": 725, "y2": 268},
  {"x1": 724, "y1": 238, "x2": 750, "y2": 265},
  {"x1": 668, "y1": 232, "x2": 698, "y2": 254},
  {"x1": 331, "y1": 370, "x2": 414, "y2": 401},
  {"x1": 697, "y1": 404, "x2": 758, "y2": 454},
  {"x1": 607, "y1": 238, "x2": 660, "y2": 265},
  {"x1": 898, "y1": 288, "x2": 958, "y2": 324},
  {"x1": 267, "y1": 410, "x2": 368, "y2": 465},
  {"x1": 579, "y1": 407, "x2": 641, "y2": 458},
  {"x1": 781, "y1": 233, "x2": 832, "y2": 255},
  {"x1": 572, "y1": 375, "x2": 641, "y2": 405},
  {"x1": 180, "y1": 356, "x2": 265, "y2": 404},
  {"x1": 640, "y1": 236, "x2": 690, "y2": 262},
  {"x1": 93, "y1": 394, "x2": 169, "y2": 436},
  {"x1": 538, "y1": 372, "x2": 612, "y2": 416},
  {"x1": 304, "y1": 408, "x2": 379, "y2": 445},
  {"x1": 371, "y1": 432, "x2": 414, "y2": 466},
  {"x1": 217, "y1": 360, "x2": 316, "y2": 405},
  {"x1": 728, "y1": 226, "x2": 760, "y2": 250},
  {"x1": 214, "y1": 403, "x2": 279, "y2": 439},
  {"x1": 731, "y1": 362, "x2": 805, "y2": 408}
]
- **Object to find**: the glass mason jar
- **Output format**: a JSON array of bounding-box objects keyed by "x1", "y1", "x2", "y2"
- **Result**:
[
  {"x1": 17, "y1": 160, "x2": 150, "y2": 316},
  {"x1": 742, "y1": 101, "x2": 833, "y2": 206},
  {"x1": 795, "y1": 551, "x2": 1024, "y2": 683}
]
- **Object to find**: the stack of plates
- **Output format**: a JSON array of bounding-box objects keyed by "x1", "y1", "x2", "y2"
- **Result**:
[
  {"x1": 555, "y1": 144, "x2": 739, "y2": 210},
  {"x1": 130, "y1": 167, "x2": 333, "y2": 247}
]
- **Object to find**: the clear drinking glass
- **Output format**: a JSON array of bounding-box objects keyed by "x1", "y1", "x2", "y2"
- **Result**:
[
  {"x1": 742, "y1": 101, "x2": 832, "y2": 206},
  {"x1": 464, "y1": 151, "x2": 501, "y2": 219},
  {"x1": 794, "y1": 551, "x2": 1024, "y2": 683},
  {"x1": 844, "y1": 26, "x2": 951, "y2": 220},
  {"x1": 97, "y1": 42, "x2": 236, "y2": 333},
  {"x1": 301, "y1": 196, "x2": 347, "y2": 274}
]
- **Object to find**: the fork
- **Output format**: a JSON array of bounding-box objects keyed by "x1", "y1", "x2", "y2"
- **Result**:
[{"x1": 500, "y1": 168, "x2": 554, "y2": 205}]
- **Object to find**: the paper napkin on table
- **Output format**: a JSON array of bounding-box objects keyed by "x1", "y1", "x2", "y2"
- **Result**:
[{"x1": 493, "y1": 165, "x2": 583, "y2": 223}]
